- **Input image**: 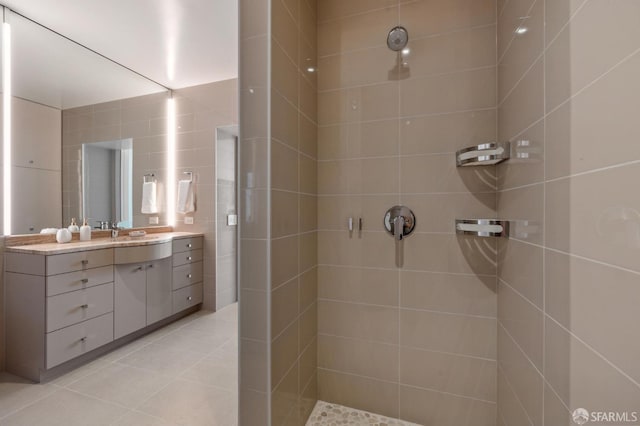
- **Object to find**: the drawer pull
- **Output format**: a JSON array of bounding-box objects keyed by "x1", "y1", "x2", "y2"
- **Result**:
[
  {"x1": 148, "y1": 264, "x2": 154, "y2": 269},
  {"x1": 187, "y1": 296, "x2": 193, "y2": 301},
  {"x1": 136, "y1": 266, "x2": 144, "y2": 271},
  {"x1": 79, "y1": 337, "x2": 87, "y2": 342},
  {"x1": 187, "y1": 256, "x2": 192, "y2": 261},
  {"x1": 81, "y1": 278, "x2": 89, "y2": 284},
  {"x1": 187, "y1": 243, "x2": 192, "y2": 248},
  {"x1": 81, "y1": 260, "x2": 89, "y2": 265},
  {"x1": 187, "y1": 273, "x2": 192, "y2": 279},
  {"x1": 80, "y1": 304, "x2": 89, "y2": 309}
]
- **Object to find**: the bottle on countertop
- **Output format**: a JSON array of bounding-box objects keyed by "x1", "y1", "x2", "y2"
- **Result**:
[
  {"x1": 68, "y1": 218, "x2": 80, "y2": 233},
  {"x1": 80, "y1": 218, "x2": 91, "y2": 241}
]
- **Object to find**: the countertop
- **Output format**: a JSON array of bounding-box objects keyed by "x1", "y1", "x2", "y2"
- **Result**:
[{"x1": 5, "y1": 232, "x2": 204, "y2": 255}]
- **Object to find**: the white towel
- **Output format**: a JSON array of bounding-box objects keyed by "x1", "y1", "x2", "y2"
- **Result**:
[
  {"x1": 176, "y1": 180, "x2": 195, "y2": 214},
  {"x1": 141, "y1": 181, "x2": 159, "y2": 214}
]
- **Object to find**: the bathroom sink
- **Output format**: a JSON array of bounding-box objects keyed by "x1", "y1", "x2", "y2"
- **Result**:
[{"x1": 114, "y1": 235, "x2": 160, "y2": 243}]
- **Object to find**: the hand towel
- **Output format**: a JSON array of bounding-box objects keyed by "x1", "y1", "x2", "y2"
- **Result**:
[
  {"x1": 176, "y1": 180, "x2": 195, "y2": 214},
  {"x1": 141, "y1": 181, "x2": 159, "y2": 214}
]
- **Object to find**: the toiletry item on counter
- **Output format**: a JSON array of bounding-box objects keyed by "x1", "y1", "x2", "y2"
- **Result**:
[
  {"x1": 141, "y1": 181, "x2": 159, "y2": 214},
  {"x1": 80, "y1": 218, "x2": 91, "y2": 241},
  {"x1": 68, "y1": 218, "x2": 80, "y2": 233},
  {"x1": 56, "y1": 228, "x2": 72, "y2": 244},
  {"x1": 40, "y1": 228, "x2": 58, "y2": 234},
  {"x1": 176, "y1": 179, "x2": 195, "y2": 214}
]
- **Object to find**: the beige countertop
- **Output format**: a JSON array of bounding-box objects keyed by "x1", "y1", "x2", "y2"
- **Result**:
[{"x1": 5, "y1": 232, "x2": 204, "y2": 255}]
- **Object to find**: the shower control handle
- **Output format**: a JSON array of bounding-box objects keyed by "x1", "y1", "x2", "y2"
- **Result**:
[
  {"x1": 384, "y1": 206, "x2": 416, "y2": 240},
  {"x1": 393, "y1": 216, "x2": 405, "y2": 241}
]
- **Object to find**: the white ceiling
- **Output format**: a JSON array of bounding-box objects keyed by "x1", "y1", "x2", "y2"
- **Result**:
[{"x1": 2, "y1": 0, "x2": 238, "y2": 90}]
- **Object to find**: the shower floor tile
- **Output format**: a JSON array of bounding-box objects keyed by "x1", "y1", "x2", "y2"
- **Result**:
[{"x1": 306, "y1": 400, "x2": 420, "y2": 426}]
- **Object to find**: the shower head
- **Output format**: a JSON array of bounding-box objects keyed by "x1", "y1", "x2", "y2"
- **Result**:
[{"x1": 387, "y1": 26, "x2": 409, "y2": 51}]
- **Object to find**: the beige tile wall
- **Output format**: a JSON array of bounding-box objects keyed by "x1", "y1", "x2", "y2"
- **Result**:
[
  {"x1": 496, "y1": 0, "x2": 640, "y2": 424},
  {"x1": 62, "y1": 79, "x2": 238, "y2": 311},
  {"x1": 316, "y1": 1, "x2": 498, "y2": 424},
  {"x1": 238, "y1": 0, "x2": 273, "y2": 422},
  {"x1": 270, "y1": 0, "x2": 319, "y2": 424}
]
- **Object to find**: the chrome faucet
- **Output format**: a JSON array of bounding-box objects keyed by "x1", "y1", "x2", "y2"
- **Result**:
[{"x1": 110, "y1": 222, "x2": 120, "y2": 239}]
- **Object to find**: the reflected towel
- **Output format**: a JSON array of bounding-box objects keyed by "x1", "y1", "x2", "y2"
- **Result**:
[
  {"x1": 176, "y1": 180, "x2": 195, "y2": 214},
  {"x1": 141, "y1": 181, "x2": 159, "y2": 214}
]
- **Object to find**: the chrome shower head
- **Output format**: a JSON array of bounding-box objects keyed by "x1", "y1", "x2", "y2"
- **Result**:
[{"x1": 387, "y1": 26, "x2": 409, "y2": 51}]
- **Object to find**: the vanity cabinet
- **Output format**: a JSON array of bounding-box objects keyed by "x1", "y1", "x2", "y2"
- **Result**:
[
  {"x1": 4, "y1": 234, "x2": 204, "y2": 382},
  {"x1": 171, "y1": 237, "x2": 204, "y2": 313},
  {"x1": 114, "y1": 255, "x2": 173, "y2": 339},
  {"x1": 114, "y1": 242, "x2": 173, "y2": 339},
  {"x1": 5, "y1": 248, "x2": 115, "y2": 379}
]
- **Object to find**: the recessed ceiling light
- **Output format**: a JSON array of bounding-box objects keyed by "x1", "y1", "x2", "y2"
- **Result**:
[
  {"x1": 515, "y1": 27, "x2": 528, "y2": 35},
  {"x1": 401, "y1": 48, "x2": 410, "y2": 55},
  {"x1": 307, "y1": 67, "x2": 316, "y2": 73}
]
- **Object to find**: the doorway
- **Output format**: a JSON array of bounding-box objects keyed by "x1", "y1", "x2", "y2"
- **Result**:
[{"x1": 215, "y1": 126, "x2": 239, "y2": 310}]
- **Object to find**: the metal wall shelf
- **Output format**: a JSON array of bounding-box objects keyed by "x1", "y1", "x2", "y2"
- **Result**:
[
  {"x1": 455, "y1": 142, "x2": 510, "y2": 167},
  {"x1": 455, "y1": 219, "x2": 509, "y2": 238}
]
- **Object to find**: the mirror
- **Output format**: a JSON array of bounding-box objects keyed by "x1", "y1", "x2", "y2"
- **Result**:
[
  {"x1": 82, "y1": 139, "x2": 133, "y2": 229},
  {"x1": 7, "y1": 9, "x2": 168, "y2": 234}
]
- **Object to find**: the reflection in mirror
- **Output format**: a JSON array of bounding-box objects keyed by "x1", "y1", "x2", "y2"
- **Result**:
[
  {"x1": 7, "y1": 9, "x2": 168, "y2": 234},
  {"x1": 82, "y1": 139, "x2": 133, "y2": 228}
]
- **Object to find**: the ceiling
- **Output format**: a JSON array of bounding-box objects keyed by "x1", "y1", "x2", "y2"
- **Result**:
[{"x1": 1, "y1": 0, "x2": 238, "y2": 90}]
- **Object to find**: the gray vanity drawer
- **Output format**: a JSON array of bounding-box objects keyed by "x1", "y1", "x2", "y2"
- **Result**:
[
  {"x1": 46, "y1": 283, "x2": 114, "y2": 332},
  {"x1": 172, "y1": 237, "x2": 203, "y2": 254},
  {"x1": 46, "y1": 266, "x2": 114, "y2": 297},
  {"x1": 114, "y1": 242, "x2": 172, "y2": 265},
  {"x1": 46, "y1": 312, "x2": 114, "y2": 369},
  {"x1": 172, "y1": 249, "x2": 203, "y2": 267},
  {"x1": 46, "y1": 249, "x2": 113, "y2": 276},
  {"x1": 172, "y1": 283, "x2": 203, "y2": 313},
  {"x1": 172, "y1": 262, "x2": 203, "y2": 290}
]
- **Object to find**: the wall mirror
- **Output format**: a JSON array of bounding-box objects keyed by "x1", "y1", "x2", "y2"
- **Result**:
[
  {"x1": 82, "y1": 139, "x2": 133, "y2": 229},
  {"x1": 7, "y1": 8, "x2": 169, "y2": 234}
]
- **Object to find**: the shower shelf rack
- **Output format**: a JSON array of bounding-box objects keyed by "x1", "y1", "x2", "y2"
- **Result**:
[
  {"x1": 455, "y1": 219, "x2": 509, "y2": 238},
  {"x1": 455, "y1": 141, "x2": 510, "y2": 167}
]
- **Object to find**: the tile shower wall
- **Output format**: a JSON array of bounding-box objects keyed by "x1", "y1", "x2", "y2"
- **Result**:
[
  {"x1": 238, "y1": 0, "x2": 271, "y2": 422},
  {"x1": 62, "y1": 79, "x2": 238, "y2": 310},
  {"x1": 316, "y1": 1, "x2": 498, "y2": 424},
  {"x1": 238, "y1": 0, "x2": 318, "y2": 422},
  {"x1": 270, "y1": 0, "x2": 319, "y2": 423},
  {"x1": 496, "y1": 1, "x2": 640, "y2": 425}
]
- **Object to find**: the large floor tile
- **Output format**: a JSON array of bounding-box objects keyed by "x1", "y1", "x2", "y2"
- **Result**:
[
  {"x1": 181, "y1": 354, "x2": 238, "y2": 392},
  {"x1": 67, "y1": 363, "x2": 171, "y2": 409},
  {"x1": 0, "y1": 374, "x2": 57, "y2": 419},
  {"x1": 137, "y1": 379, "x2": 237, "y2": 426},
  {"x1": 116, "y1": 343, "x2": 206, "y2": 377},
  {"x1": 0, "y1": 389, "x2": 126, "y2": 426},
  {"x1": 111, "y1": 410, "x2": 174, "y2": 426},
  {"x1": 153, "y1": 328, "x2": 231, "y2": 354}
]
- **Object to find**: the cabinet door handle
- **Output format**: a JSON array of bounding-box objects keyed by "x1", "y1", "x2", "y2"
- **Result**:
[
  {"x1": 187, "y1": 273, "x2": 192, "y2": 279},
  {"x1": 80, "y1": 304, "x2": 89, "y2": 309},
  {"x1": 187, "y1": 256, "x2": 192, "y2": 261},
  {"x1": 136, "y1": 266, "x2": 144, "y2": 271},
  {"x1": 187, "y1": 296, "x2": 193, "y2": 301},
  {"x1": 187, "y1": 243, "x2": 192, "y2": 248},
  {"x1": 79, "y1": 337, "x2": 87, "y2": 342},
  {"x1": 148, "y1": 264, "x2": 154, "y2": 269},
  {"x1": 81, "y1": 278, "x2": 89, "y2": 284},
  {"x1": 81, "y1": 260, "x2": 89, "y2": 265}
]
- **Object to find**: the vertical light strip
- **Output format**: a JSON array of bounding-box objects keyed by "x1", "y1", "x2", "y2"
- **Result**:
[
  {"x1": 166, "y1": 94, "x2": 176, "y2": 227},
  {"x1": 3, "y1": 20, "x2": 11, "y2": 235}
]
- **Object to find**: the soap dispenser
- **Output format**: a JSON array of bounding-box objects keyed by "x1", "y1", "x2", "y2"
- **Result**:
[
  {"x1": 80, "y1": 218, "x2": 91, "y2": 241},
  {"x1": 68, "y1": 218, "x2": 80, "y2": 233}
]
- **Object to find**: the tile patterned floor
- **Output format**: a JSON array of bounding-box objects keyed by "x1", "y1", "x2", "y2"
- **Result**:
[
  {"x1": 0, "y1": 303, "x2": 238, "y2": 426},
  {"x1": 306, "y1": 401, "x2": 421, "y2": 426}
]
